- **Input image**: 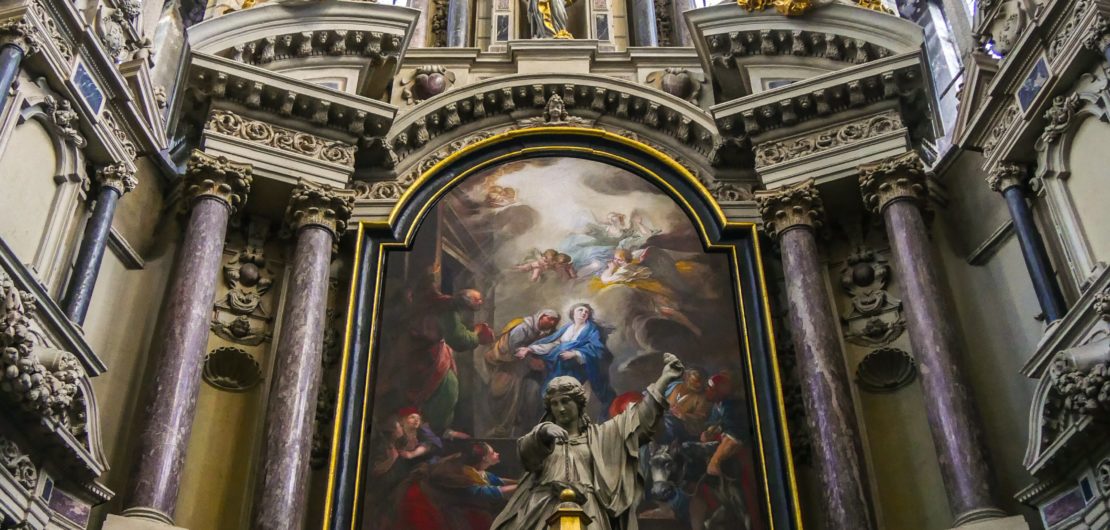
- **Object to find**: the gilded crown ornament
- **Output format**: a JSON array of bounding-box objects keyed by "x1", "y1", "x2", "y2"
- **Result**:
[
  {"x1": 858, "y1": 151, "x2": 927, "y2": 213},
  {"x1": 754, "y1": 179, "x2": 826, "y2": 240},
  {"x1": 183, "y1": 150, "x2": 253, "y2": 213}
]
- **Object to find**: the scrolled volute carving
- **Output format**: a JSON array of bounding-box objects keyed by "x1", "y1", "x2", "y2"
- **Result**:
[
  {"x1": 96, "y1": 162, "x2": 138, "y2": 195},
  {"x1": 754, "y1": 179, "x2": 825, "y2": 240},
  {"x1": 285, "y1": 184, "x2": 355, "y2": 238},
  {"x1": 858, "y1": 151, "x2": 927, "y2": 213},
  {"x1": 205, "y1": 110, "x2": 356, "y2": 167},
  {"x1": 1038, "y1": 93, "x2": 1083, "y2": 147},
  {"x1": 183, "y1": 151, "x2": 253, "y2": 213}
]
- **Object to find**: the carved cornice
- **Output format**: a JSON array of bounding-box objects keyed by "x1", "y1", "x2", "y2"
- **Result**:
[
  {"x1": 754, "y1": 179, "x2": 825, "y2": 239},
  {"x1": 755, "y1": 110, "x2": 903, "y2": 168},
  {"x1": 708, "y1": 29, "x2": 895, "y2": 68},
  {"x1": 96, "y1": 162, "x2": 137, "y2": 196},
  {"x1": 986, "y1": 162, "x2": 1024, "y2": 193},
  {"x1": 187, "y1": 52, "x2": 397, "y2": 137},
  {"x1": 223, "y1": 29, "x2": 402, "y2": 67},
  {"x1": 205, "y1": 109, "x2": 356, "y2": 168},
  {"x1": 858, "y1": 151, "x2": 926, "y2": 213},
  {"x1": 285, "y1": 184, "x2": 356, "y2": 239},
  {"x1": 183, "y1": 151, "x2": 253, "y2": 213},
  {"x1": 386, "y1": 74, "x2": 718, "y2": 168}
]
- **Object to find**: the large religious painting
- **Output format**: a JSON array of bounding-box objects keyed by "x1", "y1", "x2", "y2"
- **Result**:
[{"x1": 360, "y1": 157, "x2": 768, "y2": 530}]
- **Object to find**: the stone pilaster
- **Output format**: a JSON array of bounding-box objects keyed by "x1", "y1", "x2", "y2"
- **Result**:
[
  {"x1": 987, "y1": 163, "x2": 1068, "y2": 323},
  {"x1": 122, "y1": 151, "x2": 252, "y2": 524},
  {"x1": 859, "y1": 152, "x2": 1006, "y2": 526},
  {"x1": 251, "y1": 184, "x2": 353, "y2": 529},
  {"x1": 64, "y1": 163, "x2": 138, "y2": 324},
  {"x1": 755, "y1": 179, "x2": 875, "y2": 530}
]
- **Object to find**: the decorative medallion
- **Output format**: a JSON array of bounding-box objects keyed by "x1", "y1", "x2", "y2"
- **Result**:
[{"x1": 839, "y1": 247, "x2": 905, "y2": 347}]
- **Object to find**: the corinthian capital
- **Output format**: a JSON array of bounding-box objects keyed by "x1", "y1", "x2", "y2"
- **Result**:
[
  {"x1": 183, "y1": 150, "x2": 253, "y2": 213},
  {"x1": 96, "y1": 163, "x2": 137, "y2": 195},
  {"x1": 0, "y1": 16, "x2": 39, "y2": 54},
  {"x1": 754, "y1": 179, "x2": 825, "y2": 240},
  {"x1": 858, "y1": 151, "x2": 926, "y2": 213},
  {"x1": 284, "y1": 183, "x2": 356, "y2": 239},
  {"x1": 986, "y1": 163, "x2": 1025, "y2": 193}
]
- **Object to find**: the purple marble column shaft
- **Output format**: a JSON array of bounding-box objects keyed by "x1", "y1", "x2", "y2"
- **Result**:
[
  {"x1": 122, "y1": 151, "x2": 251, "y2": 524},
  {"x1": 124, "y1": 197, "x2": 233, "y2": 521},
  {"x1": 881, "y1": 199, "x2": 1001, "y2": 524},
  {"x1": 252, "y1": 184, "x2": 353, "y2": 529},
  {"x1": 252, "y1": 226, "x2": 332, "y2": 529},
  {"x1": 780, "y1": 226, "x2": 874, "y2": 529}
]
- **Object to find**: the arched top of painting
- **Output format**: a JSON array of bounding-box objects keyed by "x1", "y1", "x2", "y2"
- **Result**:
[{"x1": 384, "y1": 127, "x2": 748, "y2": 252}]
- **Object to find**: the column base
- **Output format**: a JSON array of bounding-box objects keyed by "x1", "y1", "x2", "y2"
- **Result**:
[
  {"x1": 951, "y1": 514, "x2": 1029, "y2": 530},
  {"x1": 104, "y1": 514, "x2": 189, "y2": 530}
]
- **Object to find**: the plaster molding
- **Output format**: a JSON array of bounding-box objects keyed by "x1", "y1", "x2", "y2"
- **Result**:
[
  {"x1": 205, "y1": 109, "x2": 356, "y2": 168},
  {"x1": 858, "y1": 151, "x2": 926, "y2": 213},
  {"x1": 183, "y1": 150, "x2": 254, "y2": 213},
  {"x1": 753, "y1": 178, "x2": 825, "y2": 239}
]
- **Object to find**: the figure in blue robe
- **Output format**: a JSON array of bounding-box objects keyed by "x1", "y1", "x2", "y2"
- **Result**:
[{"x1": 521, "y1": 303, "x2": 616, "y2": 413}]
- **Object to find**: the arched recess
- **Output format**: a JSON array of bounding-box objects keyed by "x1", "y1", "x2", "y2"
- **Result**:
[
  {"x1": 1034, "y1": 70, "x2": 1110, "y2": 293},
  {"x1": 325, "y1": 127, "x2": 798, "y2": 530}
]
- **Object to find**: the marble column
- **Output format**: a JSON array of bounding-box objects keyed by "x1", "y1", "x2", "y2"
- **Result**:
[
  {"x1": 755, "y1": 180, "x2": 875, "y2": 530},
  {"x1": 859, "y1": 152, "x2": 1005, "y2": 526},
  {"x1": 0, "y1": 30, "x2": 28, "y2": 113},
  {"x1": 64, "y1": 163, "x2": 137, "y2": 325},
  {"x1": 987, "y1": 163, "x2": 1068, "y2": 323},
  {"x1": 121, "y1": 151, "x2": 252, "y2": 524},
  {"x1": 251, "y1": 184, "x2": 354, "y2": 529},
  {"x1": 446, "y1": 0, "x2": 470, "y2": 46}
]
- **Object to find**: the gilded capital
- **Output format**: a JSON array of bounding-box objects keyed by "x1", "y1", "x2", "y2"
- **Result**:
[
  {"x1": 858, "y1": 151, "x2": 927, "y2": 213},
  {"x1": 986, "y1": 163, "x2": 1024, "y2": 193},
  {"x1": 96, "y1": 163, "x2": 137, "y2": 196},
  {"x1": 183, "y1": 150, "x2": 253, "y2": 213},
  {"x1": 754, "y1": 179, "x2": 825, "y2": 240},
  {"x1": 284, "y1": 184, "x2": 355, "y2": 239}
]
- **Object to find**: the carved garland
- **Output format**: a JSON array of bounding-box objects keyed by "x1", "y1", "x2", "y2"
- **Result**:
[
  {"x1": 0, "y1": 271, "x2": 89, "y2": 447},
  {"x1": 206, "y1": 110, "x2": 356, "y2": 167},
  {"x1": 755, "y1": 111, "x2": 903, "y2": 168}
]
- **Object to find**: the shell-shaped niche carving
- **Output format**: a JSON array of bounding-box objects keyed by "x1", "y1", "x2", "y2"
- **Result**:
[
  {"x1": 856, "y1": 347, "x2": 916, "y2": 393},
  {"x1": 203, "y1": 347, "x2": 262, "y2": 392}
]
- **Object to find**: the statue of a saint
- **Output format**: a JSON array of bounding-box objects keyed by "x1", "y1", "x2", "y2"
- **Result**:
[
  {"x1": 491, "y1": 353, "x2": 685, "y2": 529},
  {"x1": 522, "y1": 0, "x2": 576, "y2": 39}
]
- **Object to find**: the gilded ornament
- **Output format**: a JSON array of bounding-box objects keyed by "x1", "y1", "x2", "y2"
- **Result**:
[{"x1": 737, "y1": 0, "x2": 814, "y2": 16}]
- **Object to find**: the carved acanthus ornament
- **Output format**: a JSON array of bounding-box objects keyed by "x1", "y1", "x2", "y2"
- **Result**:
[
  {"x1": 986, "y1": 162, "x2": 1024, "y2": 193},
  {"x1": 101, "y1": 110, "x2": 138, "y2": 159},
  {"x1": 1047, "y1": 337, "x2": 1110, "y2": 420},
  {"x1": 96, "y1": 162, "x2": 138, "y2": 196},
  {"x1": 0, "y1": 1, "x2": 73, "y2": 60},
  {"x1": 755, "y1": 111, "x2": 903, "y2": 168},
  {"x1": 206, "y1": 110, "x2": 356, "y2": 168},
  {"x1": 183, "y1": 151, "x2": 253, "y2": 213},
  {"x1": 858, "y1": 151, "x2": 927, "y2": 213},
  {"x1": 0, "y1": 435, "x2": 37, "y2": 490},
  {"x1": 285, "y1": 184, "x2": 356, "y2": 239},
  {"x1": 754, "y1": 179, "x2": 825, "y2": 240},
  {"x1": 981, "y1": 103, "x2": 1019, "y2": 160}
]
